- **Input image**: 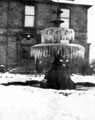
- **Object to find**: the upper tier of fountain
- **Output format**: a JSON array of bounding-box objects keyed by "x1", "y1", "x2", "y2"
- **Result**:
[{"x1": 41, "y1": 27, "x2": 74, "y2": 44}]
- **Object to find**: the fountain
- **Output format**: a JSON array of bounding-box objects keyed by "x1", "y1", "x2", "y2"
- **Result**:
[{"x1": 30, "y1": 27, "x2": 85, "y2": 89}]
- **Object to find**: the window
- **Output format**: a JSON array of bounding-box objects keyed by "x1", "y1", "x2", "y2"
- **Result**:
[
  {"x1": 60, "y1": 9, "x2": 70, "y2": 28},
  {"x1": 24, "y1": 6, "x2": 35, "y2": 27}
]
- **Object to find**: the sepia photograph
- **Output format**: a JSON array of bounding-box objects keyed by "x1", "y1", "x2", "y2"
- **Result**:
[{"x1": 0, "y1": 0, "x2": 95, "y2": 120}]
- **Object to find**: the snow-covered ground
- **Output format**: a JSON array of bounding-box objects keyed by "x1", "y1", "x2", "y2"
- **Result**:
[
  {"x1": 0, "y1": 72, "x2": 95, "y2": 84},
  {"x1": 0, "y1": 72, "x2": 95, "y2": 120},
  {"x1": 0, "y1": 72, "x2": 45, "y2": 84}
]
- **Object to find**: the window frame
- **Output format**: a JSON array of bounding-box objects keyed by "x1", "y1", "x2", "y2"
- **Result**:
[
  {"x1": 24, "y1": 5, "x2": 35, "y2": 28},
  {"x1": 60, "y1": 8, "x2": 70, "y2": 28}
]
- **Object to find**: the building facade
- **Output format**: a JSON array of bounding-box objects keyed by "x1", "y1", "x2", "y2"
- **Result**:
[{"x1": 0, "y1": 0, "x2": 91, "y2": 72}]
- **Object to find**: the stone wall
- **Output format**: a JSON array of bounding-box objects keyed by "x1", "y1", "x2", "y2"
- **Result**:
[
  {"x1": 0, "y1": 1, "x2": 23, "y2": 66},
  {"x1": 0, "y1": 2, "x2": 7, "y2": 65}
]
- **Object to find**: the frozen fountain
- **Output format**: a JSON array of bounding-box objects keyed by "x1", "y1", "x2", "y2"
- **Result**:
[{"x1": 30, "y1": 27, "x2": 85, "y2": 89}]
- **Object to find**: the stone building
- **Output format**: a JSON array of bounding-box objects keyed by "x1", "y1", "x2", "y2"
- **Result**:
[{"x1": 0, "y1": 0, "x2": 91, "y2": 73}]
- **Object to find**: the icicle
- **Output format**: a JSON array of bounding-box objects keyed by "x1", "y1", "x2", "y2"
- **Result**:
[
  {"x1": 30, "y1": 44, "x2": 85, "y2": 62},
  {"x1": 41, "y1": 27, "x2": 75, "y2": 44},
  {"x1": 30, "y1": 27, "x2": 85, "y2": 63}
]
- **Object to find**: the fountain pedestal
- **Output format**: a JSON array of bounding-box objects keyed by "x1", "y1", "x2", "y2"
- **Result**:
[{"x1": 40, "y1": 54, "x2": 76, "y2": 89}]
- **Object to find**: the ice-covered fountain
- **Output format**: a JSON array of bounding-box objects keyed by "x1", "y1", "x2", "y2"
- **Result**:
[{"x1": 30, "y1": 27, "x2": 85, "y2": 89}]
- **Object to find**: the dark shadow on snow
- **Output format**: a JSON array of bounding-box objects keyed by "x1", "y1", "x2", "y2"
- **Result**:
[
  {"x1": 1, "y1": 80, "x2": 41, "y2": 87},
  {"x1": 76, "y1": 82, "x2": 95, "y2": 87},
  {"x1": 2, "y1": 80, "x2": 95, "y2": 90}
]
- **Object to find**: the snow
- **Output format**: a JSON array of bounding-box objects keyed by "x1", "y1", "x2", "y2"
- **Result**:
[
  {"x1": 0, "y1": 72, "x2": 45, "y2": 84},
  {"x1": 71, "y1": 74, "x2": 95, "y2": 84},
  {"x1": 52, "y1": 0, "x2": 94, "y2": 5},
  {"x1": 0, "y1": 72, "x2": 95, "y2": 120}
]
